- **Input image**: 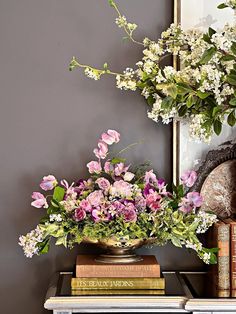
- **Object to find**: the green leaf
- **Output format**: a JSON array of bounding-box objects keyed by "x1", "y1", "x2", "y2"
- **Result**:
[
  {"x1": 147, "y1": 95, "x2": 155, "y2": 106},
  {"x1": 53, "y1": 186, "x2": 65, "y2": 202},
  {"x1": 103, "y1": 63, "x2": 108, "y2": 70},
  {"x1": 178, "y1": 105, "x2": 188, "y2": 117},
  {"x1": 171, "y1": 236, "x2": 182, "y2": 248},
  {"x1": 227, "y1": 74, "x2": 236, "y2": 86},
  {"x1": 202, "y1": 33, "x2": 211, "y2": 44},
  {"x1": 217, "y1": 3, "x2": 228, "y2": 9},
  {"x1": 208, "y1": 27, "x2": 216, "y2": 37},
  {"x1": 176, "y1": 82, "x2": 193, "y2": 94},
  {"x1": 231, "y1": 42, "x2": 236, "y2": 55},
  {"x1": 186, "y1": 94, "x2": 194, "y2": 108},
  {"x1": 197, "y1": 91, "x2": 211, "y2": 99},
  {"x1": 166, "y1": 84, "x2": 178, "y2": 99},
  {"x1": 200, "y1": 47, "x2": 217, "y2": 64},
  {"x1": 111, "y1": 157, "x2": 126, "y2": 164},
  {"x1": 229, "y1": 98, "x2": 236, "y2": 107},
  {"x1": 212, "y1": 106, "x2": 220, "y2": 118},
  {"x1": 161, "y1": 97, "x2": 174, "y2": 109},
  {"x1": 213, "y1": 119, "x2": 222, "y2": 135},
  {"x1": 227, "y1": 111, "x2": 236, "y2": 127},
  {"x1": 221, "y1": 55, "x2": 235, "y2": 61},
  {"x1": 47, "y1": 206, "x2": 60, "y2": 215},
  {"x1": 55, "y1": 235, "x2": 67, "y2": 247},
  {"x1": 108, "y1": 0, "x2": 116, "y2": 8},
  {"x1": 37, "y1": 238, "x2": 50, "y2": 254}
]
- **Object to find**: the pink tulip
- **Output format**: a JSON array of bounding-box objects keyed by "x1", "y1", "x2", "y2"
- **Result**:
[
  {"x1": 31, "y1": 192, "x2": 48, "y2": 208},
  {"x1": 40, "y1": 175, "x2": 57, "y2": 191},
  {"x1": 87, "y1": 161, "x2": 102, "y2": 174},
  {"x1": 93, "y1": 141, "x2": 108, "y2": 159},
  {"x1": 180, "y1": 170, "x2": 197, "y2": 188}
]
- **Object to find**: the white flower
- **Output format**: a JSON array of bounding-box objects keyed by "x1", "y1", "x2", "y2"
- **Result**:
[
  {"x1": 49, "y1": 214, "x2": 63, "y2": 222},
  {"x1": 19, "y1": 226, "x2": 44, "y2": 258},
  {"x1": 84, "y1": 68, "x2": 101, "y2": 80}
]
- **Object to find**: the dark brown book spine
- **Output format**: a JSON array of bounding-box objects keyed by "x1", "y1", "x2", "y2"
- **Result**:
[
  {"x1": 231, "y1": 222, "x2": 236, "y2": 291},
  {"x1": 216, "y1": 223, "x2": 230, "y2": 290}
]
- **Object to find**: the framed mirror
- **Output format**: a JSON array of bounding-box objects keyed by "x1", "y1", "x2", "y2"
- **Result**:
[{"x1": 172, "y1": 0, "x2": 236, "y2": 184}]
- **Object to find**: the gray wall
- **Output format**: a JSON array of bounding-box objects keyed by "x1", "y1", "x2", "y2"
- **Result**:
[{"x1": 0, "y1": 1, "x2": 203, "y2": 313}]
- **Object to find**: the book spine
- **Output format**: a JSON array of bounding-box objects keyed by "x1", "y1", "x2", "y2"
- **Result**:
[
  {"x1": 76, "y1": 265, "x2": 160, "y2": 278},
  {"x1": 217, "y1": 223, "x2": 230, "y2": 290},
  {"x1": 71, "y1": 278, "x2": 165, "y2": 290},
  {"x1": 231, "y1": 223, "x2": 236, "y2": 291}
]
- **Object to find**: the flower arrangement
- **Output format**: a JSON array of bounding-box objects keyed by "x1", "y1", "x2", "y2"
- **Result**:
[
  {"x1": 69, "y1": 0, "x2": 236, "y2": 143},
  {"x1": 19, "y1": 130, "x2": 218, "y2": 264}
]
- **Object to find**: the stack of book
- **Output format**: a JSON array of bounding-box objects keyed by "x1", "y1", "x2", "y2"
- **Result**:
[
  {"x1": 208, "y1": 219, "x2": 236, "y2": 297},
  {"x1": 71, "y1": 254, "x2": 165, "y2": 295}
]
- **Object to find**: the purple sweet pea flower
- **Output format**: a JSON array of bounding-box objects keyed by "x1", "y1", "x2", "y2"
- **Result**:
[
  {"x1": 92, "y1": 207, "x2": 111, "y2": 222},
  {"x1": 114, "y1": 163, "x2": 130, "y2": 176},
  {"x1": 93, "y1": 141, "x2": 108, "y2": 159},
  {"x1": 157, "y1": 178, "x2": 165, "y2": 190},
  {"x1": 143, "y1": 183, "x2": 155, "y2": 197},
  {"x1": 74, "y1": 208, "x2": 86, "y2": 221},
  {"x1": 87, "y1": 161, "x2": 102, "y2": 174},
  {"x1": 101, "y1": 130, "x2": 120, "y2": 145},
  {"x1": 179, "y1": 192, "x2": 203, "y2": 213},
  {"x1": 40, "y1": 175, "x2": 57, "y2": 191},
  {"x1": 180, "y1": 170, "x2": 197, "y2": 188},
  {"x1": 144, "y1": 170, "x2": 158, "y2": 185},
  {"x1": 31, "y1": 192, "x2": 48, "y2": 208}
]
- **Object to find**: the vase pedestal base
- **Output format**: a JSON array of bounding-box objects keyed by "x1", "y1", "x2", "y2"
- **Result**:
[{"x1": 95, "y1": 253, "x2": 143, "y2": 264}]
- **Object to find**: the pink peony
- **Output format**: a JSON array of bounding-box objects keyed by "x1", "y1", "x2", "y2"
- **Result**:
[
  {"x1": 121, "y1": 203, "x2": 137, "y2": 223},
  {"x1": 96, "y1": 177, "x2": 111, "y2": 191},
  {"x1": 40, "y1": 175, "x2": 57, "y2": 191},
  {"x1": 87, "y1": 161, "x2": 102, "y2": 174},
  {"x1": 110, "y1": 180, "x2": 133, "y2": 198},
  {"x1": 31, "y1": 192, "x2": 48, "y2": 208},
  {"x1": 79, "y1": 199, "x2": 92, "y2": 212},
  {"x1": 87, "y1": 190, "x2": 104, "y2": 207},
  {"x1": 74, "y1": 208, "x2": 86, "y2": 221},
  {"x1": 93, "y1": 141, "x2": 108, "y2": 159},
  {"x1": 180, "y1": 170, "x2": 197, "y2": 188}
]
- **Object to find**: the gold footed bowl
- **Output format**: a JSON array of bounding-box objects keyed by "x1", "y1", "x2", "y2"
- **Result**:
[{"x1": 83, "y1": 237, "x2": 157, "y2": 264}]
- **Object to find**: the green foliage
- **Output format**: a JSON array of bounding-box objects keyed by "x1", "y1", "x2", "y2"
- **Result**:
[{"x1": 53, "y1": 186, "x2": 65, "y2": 202}]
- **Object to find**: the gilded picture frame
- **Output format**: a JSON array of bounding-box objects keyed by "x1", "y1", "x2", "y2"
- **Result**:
[{"x1": 172, "y1": 0, "x2": 236, "y2": 184}]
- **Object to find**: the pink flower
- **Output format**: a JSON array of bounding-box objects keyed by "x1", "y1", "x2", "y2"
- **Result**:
[
  {"x1": 93, "y1": 141, "x2": 108, "y2": 159},
  {"x1": 186, "y1": 192, "x2": 203, "y2": 207},
  {"x1": 110, "y1": 200, "x2": 125, "y2": 213},
  {"x1": 74, "y1": 208, "x2": 86, "y2": 221},
  {"x1": 114, "y1": 163, "x2": 130, "y2": 176},
  {"x1": 179, "y1": 192, "x2": 203, "y2": 213},
  {"x1": 146, "y1": 190, "x2": 161, "y2": 211},
  {"x1": 79, "y1": 199, "x2": 92, "y2": 212},
  {"x1": 144, "y1": 170, "x2": 158, "y2": 185},
  {"x1": 180, "y1": 170, "x2": 197, "y2": 188},
  {"x1": 87, "y1": 161, "x2": 102, "y2": 174},
  {"x1": 92, "y1": 207, "x2": 111, "y2": 222},
  {"x1": 61, "y1": 180, "x2": 76, "y2": 197},
  {"x1": 124, "y1": 171, "x2": 135, "y2": 182},
  {"x1": 96, "y1": 177, "x2": 111, "y2": 191},
  {"x1": 121, "y1": 204, "x2": 137, "y2": 223},
  {"x1": 40, "y1": 175, "x2": 57, "y2": 191},
  {"x1": 104, "y1": 160, "x2": 113, "y2": 174},
  {"x1": 87, "y1": 190, "x2": 104, "y2": 207},
  {"x1": 31, "y1": 192, "x2": 48, "y2": 208},
  {"x1": 101, "y1": 129, "x2": 120, "y2": 145},
  {"x1": 110, "y1": 180, "x2": 133, "y2": 198},
  {"x1": 135, "y1": 196, "x2": 147, "y2": 211}
]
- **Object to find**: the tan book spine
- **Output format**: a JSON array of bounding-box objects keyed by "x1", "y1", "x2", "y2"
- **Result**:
[
  {"x1": 217, "y1": 222, "x2": 230, "y2": 290},
  {"x1": 231, "y1": 222, "x2": 236, "y2": 290},
  {"x1": 76, "y1": 255, "x2": 160, "y2": 278},
  {"x1": 71, "y1": 289, "x2": 165, "y2": 296},
  {"x1": 71, "y1": 277, "x2": 165, "y2": 290}
]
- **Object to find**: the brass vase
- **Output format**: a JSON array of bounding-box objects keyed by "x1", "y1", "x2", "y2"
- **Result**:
[{"x1": 83, "y1": 237, "x2": 157, "y2": 264}]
